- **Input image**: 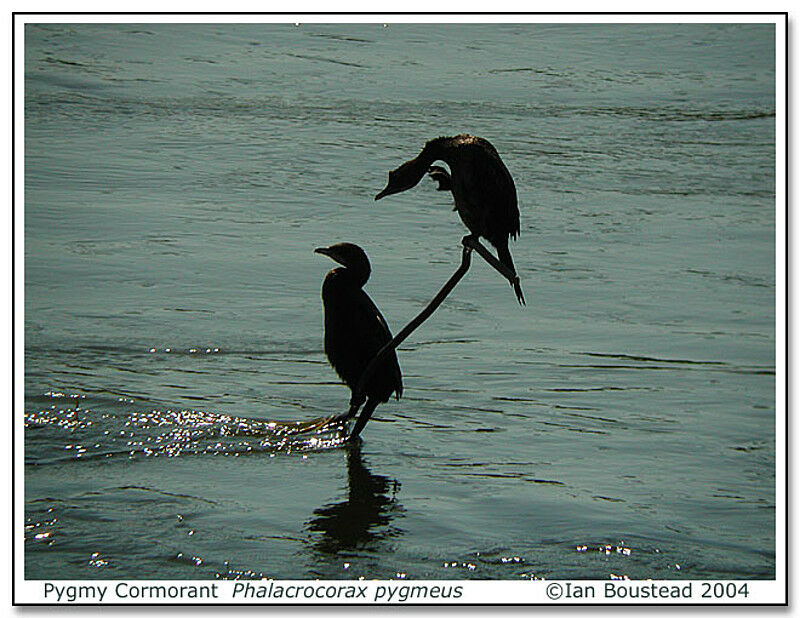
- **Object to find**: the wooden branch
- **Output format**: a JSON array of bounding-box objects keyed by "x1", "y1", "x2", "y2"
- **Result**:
[
  {"x1": 345, "y1": 235, "x2": 520, "y2": 424},
  {"x1": 347, "y1": 241, "x2": 473, "y2": 418}
]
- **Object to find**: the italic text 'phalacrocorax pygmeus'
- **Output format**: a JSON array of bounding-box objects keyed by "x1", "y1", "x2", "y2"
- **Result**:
[
  {"x1": 315, "y1": 242, "x2": 403, "y2": 440},
  {"x1": 375, "y1": 134, "x2": 525, "y2": 305}
]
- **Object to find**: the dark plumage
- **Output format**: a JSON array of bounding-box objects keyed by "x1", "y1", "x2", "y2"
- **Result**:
[
  {"x1": 375, "y1": 134, "x2": 525, "y2": 305},
  {"x1": 315, "y1": 242, "x2": 402, "y2": 439}
]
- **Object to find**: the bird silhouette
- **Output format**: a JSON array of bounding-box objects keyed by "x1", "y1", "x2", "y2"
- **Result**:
[
  {"x1": 315, "y1": 242, "x2": 402, "y2": 439},
  {"x1": 375, "y1": 134, "x2": 525, "y2": 305}
]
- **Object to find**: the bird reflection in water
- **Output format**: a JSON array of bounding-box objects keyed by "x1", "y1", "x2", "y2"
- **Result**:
[{"x1": 306, "y1": 442, "x2": 404, "y2": 555}]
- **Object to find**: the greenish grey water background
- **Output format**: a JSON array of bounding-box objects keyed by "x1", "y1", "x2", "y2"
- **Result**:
[{"x1": 24, "y1": 22, "x2": 776, "y2": 580}]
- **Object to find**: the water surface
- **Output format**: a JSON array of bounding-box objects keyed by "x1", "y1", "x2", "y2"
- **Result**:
[{"x1": 25, "y1": 22, "x2": 776, "y2": 581}]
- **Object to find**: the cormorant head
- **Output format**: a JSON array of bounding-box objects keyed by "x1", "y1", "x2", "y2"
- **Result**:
[
  {"x1": 314, "y1": 242, "x2": 371, "y2": 282},
  {"x1": 375, "y1": 158, "x2": 427, "y2": 201}
]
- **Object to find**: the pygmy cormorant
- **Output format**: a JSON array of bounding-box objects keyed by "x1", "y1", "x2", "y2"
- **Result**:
[
  {"x1": 375, "y1": 134, "x2": 525, "y2": 305},
  {"x1": 315, "y1": 242, "x2": 403, "y2": 440}
]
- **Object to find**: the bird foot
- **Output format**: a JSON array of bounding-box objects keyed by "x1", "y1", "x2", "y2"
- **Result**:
[
  {"x1": 427, "y1": 165, "x2": 453, "y2": 192},
  {"x1": 461, "y1": 235, "x2": 518, "y2": 284},
  {"x1": 461, "y1": 234, "x2": 479, "y2": 250}
]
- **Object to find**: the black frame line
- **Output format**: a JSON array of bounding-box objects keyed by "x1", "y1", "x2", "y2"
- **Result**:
[{"x1": 10, "y1": 10, "x2": 789, "y2": 608}]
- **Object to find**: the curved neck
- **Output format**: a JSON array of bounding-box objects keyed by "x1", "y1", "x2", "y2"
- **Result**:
[
  {"x1": 335, "y1": 264, "x2": 369, "y2": 288},
  {"x1": 421, "y1": 137, "x2": 452, "y2": 166},
  {"x1": 401, "y1": 153, "x2": 435, "y2": 188}
]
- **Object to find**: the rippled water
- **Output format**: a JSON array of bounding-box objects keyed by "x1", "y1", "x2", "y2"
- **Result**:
[{"x1": 24, "y1": 22, "x2": 776, "y2": 581}]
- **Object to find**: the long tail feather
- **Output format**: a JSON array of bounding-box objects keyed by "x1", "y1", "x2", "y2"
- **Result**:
[{"x1": 496, "y1": 242, "x2": 526, "y2": 306}]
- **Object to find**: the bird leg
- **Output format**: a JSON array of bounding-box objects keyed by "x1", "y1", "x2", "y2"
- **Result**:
[
  {"x1": 461, "y1": 235, "x2": 521, "y2": 288},
  {"x1": 349, "y1": 398, "x2": 381, "y2": 441},
  {"x1": 326, "y1": 394, "x2": 365, "y2": 428},
  {"x1": 348, "y1": 394, "x2": 366, "y2": 418}
]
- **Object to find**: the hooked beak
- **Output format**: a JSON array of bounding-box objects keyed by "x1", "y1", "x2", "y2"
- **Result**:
[
  {"x1": 374, "y1": 186, "x2": 390, "y2": 201},
  {"x1": 315, "y1": 246, "x2": 346, "y2": 267}
]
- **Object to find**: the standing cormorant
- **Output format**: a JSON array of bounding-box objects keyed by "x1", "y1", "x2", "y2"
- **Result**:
[
  {"x1": 375, "y1": 134, "x2": 525, "y2": 305},
  {"x1": 315, "y1": 242, "x2": 403, "y2": 440}
]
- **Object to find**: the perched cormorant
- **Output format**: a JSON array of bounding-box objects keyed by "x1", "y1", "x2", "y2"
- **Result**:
[
  {"x1": 375, "y1": 134, "x2": 525, "y2": 305},
  {"x1": 315, "y1": 242, "x2": 403, "y2": 439}
]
